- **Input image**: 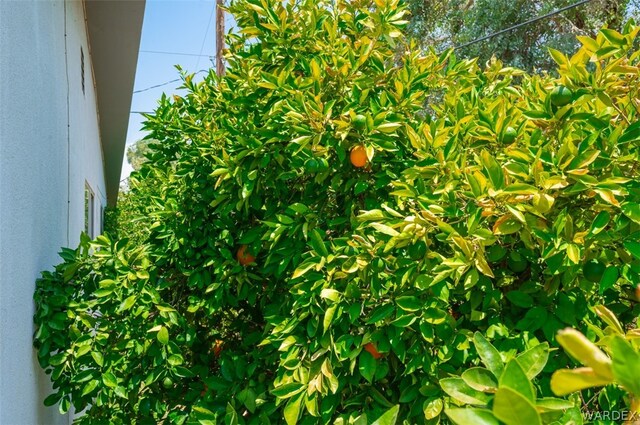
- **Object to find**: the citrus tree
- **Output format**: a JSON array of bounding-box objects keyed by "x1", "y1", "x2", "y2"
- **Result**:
[{"x1": 34, "y1": 0, "x2": 640, "y2": 424}]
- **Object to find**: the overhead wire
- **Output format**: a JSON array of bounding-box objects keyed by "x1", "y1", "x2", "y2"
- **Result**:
[
  {"x1": 453, "y1": 0, "x2": 594, "y2": 51},
  {"x1": 140, "y1": 49, "x2": 215, "y2": 58},
  {"x1": 195, "y1": 2, "x2": 217, "y2": 70},
  {"x1": 132, "y1": 69, "x2": 210, "y2": 94}
]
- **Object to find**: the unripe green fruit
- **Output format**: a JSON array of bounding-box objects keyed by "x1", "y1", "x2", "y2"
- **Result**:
[
  {"x1": 550, "y1": 85, "x2": 573, "y2": 106},
  {"x1": 501, "y1": 126, "x2": 517, "y2": 143},
  {"x1": 305, "y1": 158, "x2": 320, "y2": 173},
  {"x1": 353, "y1": 114, "x2": 367, "y2": 130}
]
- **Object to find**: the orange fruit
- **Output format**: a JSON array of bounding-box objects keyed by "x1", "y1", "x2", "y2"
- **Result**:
[
  {"x1": 237, "y1": 245, "x2": 255, "y2": 266},
  {"x1": 350, "y1": 145, "x2": 368, "y2": 168},
  {"x1": 200, "y1": 384, "x2": 209, "y2": 397},
  {"x1": 635, "y1": 284, "x2": 640, "y2": 301},
  {"x1": 364, "y1": 342, "x2": 382, "y2": 359},
  {"x1": 212, "y1": 339, "x2": 224, "y2": 357}
]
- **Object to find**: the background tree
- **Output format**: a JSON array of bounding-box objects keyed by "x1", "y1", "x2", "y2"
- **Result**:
[
  {"x1": 406, "y1": 0, "x2": 640, "y2": 70},
  {"x1": 126, "y1": 138, "x2": 157, "y2": 171}
]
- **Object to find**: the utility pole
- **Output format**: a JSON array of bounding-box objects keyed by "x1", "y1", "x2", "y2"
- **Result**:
[{"x1": 215, "y1": 0, "x2": 225, "y2": 76}]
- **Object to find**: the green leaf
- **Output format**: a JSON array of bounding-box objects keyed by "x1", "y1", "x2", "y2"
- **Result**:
[
  {"x1": 283, "y1": 392, "x2": 304, "y2": 425},
  {"x1": 370, "y1": 222, "x2": 399, "y2": 237},
  {"x1": 589, "y1": 211, "x2": 610, "y2": 234},
  {"x1": 624, "y1": 240, "x2": 640, "y2": 260},
  {"x1": 118, "y1": 295, "x2": 136, "y2": 312},
  {"x1": 366, "y1": 304, "x2": 395, "y2": 324},
  {"x1": 445, "y1": 408, "x2": 499, "y2": 425},
  {"x1": 516, "y1": 307, "x2": 548, "y2": 332},
  {"x1": 461, "y1": 367, "x2": 497, "y2": 392},
  {"x1": 499, "y1": 359, "x2": 535, "y2": 402},
  {"x1": 91, "y1": 351, "x2": 104, "y2": 367},
  {"x1": 535, "y1": 397, "x2": 574, "y2": 412},
  {"x1": 556, "y1": 328, "x2": 613, "y2": 379},
  {"x1": 173, "y1": 366, "x2": 194, "y2": 378},
  {"x1": 473, "y1": 332, "x2": 504, "y2": 379},
  {"x1": 598, "y1": 266, "x2": 619, "y2": 294},
  {"x1": 480, "y1": 150, "x2": 504, "y2": 190},
  {"x1": 320, "y1": 288, "x2": 340, "y2": 302},
  {"x1": 309, "y1": 228, "x2": 329, "y2": 257},
  {"x1": 423, "y1": 398, "x2": 443, "y2": 420},
  {"x1": 94, "y1": 288, "x2": 115, "y2": 298},
  {"x1": 492, "y1": 387, "x2": 542, "y2": 425},
  {"x1": 271, "y1": 382, "x2": 306, "y2": 399},
  {"x1": 102, "y1": 372, "x2": 117, "y2": 388},
  {"x1": 610, "y1": 336, "x2": 640, "y2": 396},
  {"x1": 516, "y1": 343, "x2": 549, "y2": 380},
  {"x1": 548, "y1": 48, "x2": 568, "y2": 66},
  {"x1": 594, "y1": 305, "x2": 624, "y2": 334},
  {"x1": 371, "y1": 405, "x2": 399, "y2": 425},
  {"x1": 359, "y1": 351, "x2": 377, "y2": 383},
  {"x1": 168, "y1": 354, "x2": 184, "y2": 366},
  {"x1": 323, "y1": 305, "x2": 336, "y2": 334},
  {"x1": 618, "y1": 120, "x2": 640, "y2": 144},
  {"x1": 358, "y1": 209, "x2": 386, "y2": 221},
  {"x1": 505, "y1": 291, "x2": 533, "y2": 308},
  {"x1": 395, "y1": 296, "x2": 422, "y2": 312},
  {"x1": 550, "y1": 368, "x2": 613, "y2": 396},
  {"x1": 621, "y1": 203, "x2": 640, "y2": 224},
  {"x1": 43, "y1": 392, "x2": 62, "y2": 407},
  {"x1": 502, "y1": 183, "x2": 539, "y2": 195},
  {"x1": 601, "y1": 28, "x2": 626, "y2": 46},
  {"x1": 81, "y1": 379, "x2": 100, "y2": 397},
  {"x1": 157, "y1": 326, "x2": 169, "y2": 345},
  {"x1": 440, "y1": 377, "x2": 492, "y2": 405}
]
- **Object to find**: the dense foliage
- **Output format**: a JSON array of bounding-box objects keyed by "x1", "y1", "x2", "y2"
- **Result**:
[
  {"x1": 406, "y1": 0, "x2": 640, "y2": 71},
  {"x1": 34, "y1": 0, "x2": 640, "y2": 424}
]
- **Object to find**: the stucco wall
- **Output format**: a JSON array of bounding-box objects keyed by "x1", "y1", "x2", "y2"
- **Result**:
[{"x1": 0, "y1": 0, "x2": 106, "y2": 423}]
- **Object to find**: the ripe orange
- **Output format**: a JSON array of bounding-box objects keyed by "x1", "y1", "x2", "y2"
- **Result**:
[
  {"x1": 364, "y1": 342, "x2": 382, "y2": 359},
  {"x1": 350, "y1": 145, "x2": 368, "y2": 168},
  {"x1": 636, "y1": 284, "x2": 640, "y2": 301},
  {"x1": 237, "y1": 245, "x2": 255, "y2": 266},
  {"x1": 212, "y1": 339, "x2": 224, "y2": 357}
]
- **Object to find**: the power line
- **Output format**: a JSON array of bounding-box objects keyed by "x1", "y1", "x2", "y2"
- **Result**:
[
  {"x1": 196, "y1": 3, "x2": 217, "y2": 70},
  {"x1": 133, "y1": 77, "x2": 183, "y2": 94},
  {"x1": 140, "y1": 49, "x2": 215, "y2": 58},
  {"x1": 453, "y1": 0, "x2": 594, "y2": 51},
  {"x1": 132, "y1": 69, "x2": 209, "y2": 94}
]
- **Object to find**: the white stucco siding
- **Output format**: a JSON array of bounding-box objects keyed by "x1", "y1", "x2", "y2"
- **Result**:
[
  {"x1": 66, "y1": 0, "x2": 107, "y2": 243},
  {"x1": 0, "y1": 0, "x2": 107, "y2": 423}
]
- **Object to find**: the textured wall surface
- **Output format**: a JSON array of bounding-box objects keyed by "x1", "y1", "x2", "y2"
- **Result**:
[{"x1": 0, "y1": 0, "x2": 106, "y2": 422}]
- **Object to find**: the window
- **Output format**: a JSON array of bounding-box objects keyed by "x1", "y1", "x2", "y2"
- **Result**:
[{"x1": 84, "y1": 183, "x2": 95, "y2": 238}]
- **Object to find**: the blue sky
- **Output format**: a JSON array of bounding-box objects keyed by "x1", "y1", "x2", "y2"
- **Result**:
[{"x1": 122, "y1": 0, "x2": 233, "y2": 179}]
